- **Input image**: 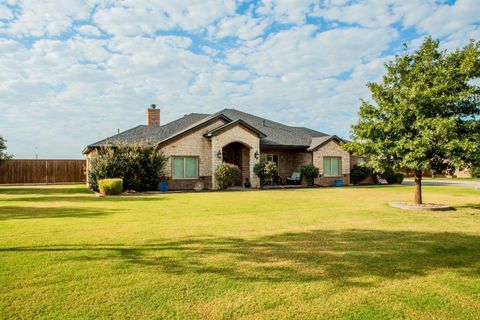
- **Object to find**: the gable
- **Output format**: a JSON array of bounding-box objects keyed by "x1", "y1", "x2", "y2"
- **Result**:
[
  {"x1": 308, "y1": 135, "x2": 345, "y2": 151},
  {"x1": 204, "y1": 119, "x2": 266, "y2": 139}
]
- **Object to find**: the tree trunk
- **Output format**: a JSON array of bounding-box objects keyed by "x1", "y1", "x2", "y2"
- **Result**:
[{"x1": 414, "y1": 171, "x2": 422, "y2": 205}]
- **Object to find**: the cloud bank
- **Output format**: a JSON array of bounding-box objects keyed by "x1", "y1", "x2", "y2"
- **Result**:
[{"x1": 0, "y1": 0, "x2": 478, "y2": 158}]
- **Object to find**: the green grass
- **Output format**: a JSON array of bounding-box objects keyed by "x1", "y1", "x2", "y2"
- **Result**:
[{"x1": 1, "y1": 184, "x2": 479, "y2": 319}]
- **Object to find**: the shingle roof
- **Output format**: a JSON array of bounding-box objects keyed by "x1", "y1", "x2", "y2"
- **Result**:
[
  {"x1": 85, "y1": 108, "x2": 331, "y2": 152},
  {"x1": 220, "y1": 109, "x2": 328, "y2": 147},
  {"x1": 87, "y1": 113, "x2": 209, "y2": 148}
]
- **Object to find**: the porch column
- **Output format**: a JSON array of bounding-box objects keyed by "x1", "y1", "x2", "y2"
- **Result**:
[
  {"x1": 249, "y1": 141, "x2": 260, "y2": 188},
  {"x1": 211, "y1": 136, "x2": 222, "y2": 190}
]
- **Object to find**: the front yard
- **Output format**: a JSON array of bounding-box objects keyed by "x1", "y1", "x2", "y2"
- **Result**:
[{"x1": 1, "y1": 185, "x2": 479, "y2": 319}]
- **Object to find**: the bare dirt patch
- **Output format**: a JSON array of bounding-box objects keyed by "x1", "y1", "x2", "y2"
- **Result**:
[{"x1": 389, "y1": 202, "x2": 453, "y2": 211}]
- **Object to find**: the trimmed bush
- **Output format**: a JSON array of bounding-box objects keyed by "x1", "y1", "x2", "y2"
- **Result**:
[
  {"x1": 350, "y1": 165, "x2": 373, "y2": 185},
  {"x1": 88, "y1": 143, "x2": 166, "y2": 191},
  {"x1": 215, "y1": 163, "x2": 241, "y2": 190},
  {"x1": 300, "y1": 164, "x2": 319, "y2": 186},
  {"x1": 386, "y1": 172, "x2": 405, "y2": 184},
  {"x1": 98, "y1": 178, "x2": 123, "y2": 195}
]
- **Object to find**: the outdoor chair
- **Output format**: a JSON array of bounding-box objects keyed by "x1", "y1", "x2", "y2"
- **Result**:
[{"x1": 286, "y1": 172, "x2": 301, "y2": 185}]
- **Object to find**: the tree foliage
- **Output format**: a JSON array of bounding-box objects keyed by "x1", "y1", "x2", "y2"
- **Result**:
[
  {"x1": 88, "y1": 143, "x2": 166, "y2": 191},
  {"x1": 0, "y1": 135, "x2": 12, "y2": 165},
  {"x1": 344, "y1": 37, "x2": 480, "y2": 204}
]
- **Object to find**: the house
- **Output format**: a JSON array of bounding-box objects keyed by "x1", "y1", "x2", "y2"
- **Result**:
[{"x1": 83, "y1": 105, "x2": 366, "y2": 190}]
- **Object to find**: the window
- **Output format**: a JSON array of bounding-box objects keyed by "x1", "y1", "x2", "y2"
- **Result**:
[
  {"x1": 323, "y1": 157, "x2": 341, "y2": 177},
  {"x1": 172, "y1": 157, "x2": 198, "y2": 179},
  {"x1": 265, "y1": 154, "x2": 279, "y2": 167},
  {"x1": 356, "y1": 157, "x2": 366, "y2": 165}
]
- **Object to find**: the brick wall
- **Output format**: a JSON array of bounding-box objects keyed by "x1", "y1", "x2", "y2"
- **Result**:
[
  {"x1": 260, "y1": 148, "x2": 312, "y2": 182},
  {"x1": 313, "y1": 140, "x2": 350, "y2": 186},
  {"x1": 211, "y1": 124, "x2": 260, "y2": 189},
  {"x1": 168, "y1": 176, "x2": 212, "y2": 190},
  {"x1": 160, "y1": 119, "x2": 227, "y2": 190}
]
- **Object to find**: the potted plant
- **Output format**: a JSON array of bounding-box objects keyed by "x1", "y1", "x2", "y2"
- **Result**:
[
  {"x1": 300, "y1": 164, "x2": 319, "y2": 186},
  {"x1": 158, "y1": 177, "x2": 169, "y2": 192}
]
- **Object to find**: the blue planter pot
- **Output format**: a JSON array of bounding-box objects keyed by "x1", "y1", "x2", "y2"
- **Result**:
[
  {"x1": 334, "y1": 180, "x2": 343, "y2": 187},
  {"x1": 158, "y1": 182, "x2": 169, "y2": 192}
]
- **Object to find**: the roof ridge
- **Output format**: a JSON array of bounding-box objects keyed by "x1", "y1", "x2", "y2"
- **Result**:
[
  {"x1": 88, "y1": 125, "x2": 144, "y2": 147},
  {"x1": 222, "y1": 108, "x2": 295, "y2": 128}
]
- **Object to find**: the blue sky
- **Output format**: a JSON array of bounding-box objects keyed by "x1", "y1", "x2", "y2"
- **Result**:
[{"x1": 0, "y1": 0, "x2": 479, "y2": 159}]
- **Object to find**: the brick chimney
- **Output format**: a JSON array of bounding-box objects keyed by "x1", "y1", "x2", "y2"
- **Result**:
[{"x1": 147, "y1": 104, "x2": 160, "y2": 126}]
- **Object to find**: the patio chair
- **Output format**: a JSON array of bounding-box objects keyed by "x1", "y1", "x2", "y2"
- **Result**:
[{"x1": 286, "y1": 172, "x2": 301, "y2": 185}]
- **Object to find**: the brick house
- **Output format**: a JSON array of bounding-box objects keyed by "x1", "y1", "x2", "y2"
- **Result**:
[{"x1": 83, "y1": 105, "x2": 367, "y2": 190}]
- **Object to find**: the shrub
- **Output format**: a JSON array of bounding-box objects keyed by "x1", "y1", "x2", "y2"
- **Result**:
[
  {"x1": 386, "y1": 172, "x2": 404, "y2": 184},
  {"x1": 215, "y1": 163, "x2": 241, "y2": 190},
  {"x1": 350, "y1": 165, "x2": 373, "y2": 184},
  {"x1": 88, "y1": 143, "x2": 166, "y2": 191},
  {"x1": 253, "y1": 162, "x2": 266, "y2": 179},
  {"x1": 98, "y1": 178, "x2": 123, "y2": 195},
  {"x1": 300, "y1": 164, "x2": 319, "y2": 186},
  {"x1": 264, "y1": 161, "x2": 278, "y2": 179},
  {"x1": 253, "y1": 161, "x2": 279, "y2": 186}
]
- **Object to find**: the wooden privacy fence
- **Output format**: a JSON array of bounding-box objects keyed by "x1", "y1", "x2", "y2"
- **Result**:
[{"x1": 0, "y1": 159, "x2": 86, "y2": 184}]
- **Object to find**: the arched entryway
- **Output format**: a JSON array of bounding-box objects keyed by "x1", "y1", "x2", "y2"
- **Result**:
[{"x1": 222, "y1": 142, "x2": 251, "y2": 186}]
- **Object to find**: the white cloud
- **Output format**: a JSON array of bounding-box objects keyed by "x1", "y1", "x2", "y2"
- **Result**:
[
  {"x1": 208, "y1": 14, "x2": 269, "y2": 40},
  {"x1": 76, "y1": 24, "x2": 102, "y2": 37},
  {"x1": 256, "y1": 0, "x2": 317, "y2": 25},
  {"x1": 0, "y1": 4, "x2": 14, "y2": 20},
  {"x1": 315, "y1": 1, "x2": 402, "y2": 28},
  {"x1": 93, "y1": 0, "x2": 237, "y2": 36},
  {"x1": 0, "y1": 0, "x2": 479, "y2": 158},
  {"x1": 413, "y1": 0, "x2": 480, "y2": 38},
  {"x1": 227, "y1": 25, "x2": 397, "y2": 78},
  {"x1": 5, "y1": 0, "x2": 91, "y2": 37}
]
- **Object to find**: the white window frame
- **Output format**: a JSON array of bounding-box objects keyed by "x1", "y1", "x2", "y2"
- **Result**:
[
  {"x1": 171, "y1": 156, "x2": 199, "y2": 180},
  {"x1": 323, "y1": 156, "x2": 341, "y2": 177},
  {"x1": 356, "y1": 157, "x2": 366, "y2": 165}
]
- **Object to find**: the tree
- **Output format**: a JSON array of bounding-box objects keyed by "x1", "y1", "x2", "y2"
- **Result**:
[
  {"x1": 0, "y1": 136, "x2": 12, "y2": 165},
  {"x1": 344, "y1": 37, "x2": 480, "y2": 204}
]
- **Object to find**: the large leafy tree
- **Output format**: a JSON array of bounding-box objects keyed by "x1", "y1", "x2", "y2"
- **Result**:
[
  {"x1": 0, "y1": 135, "x2": 12, "y2": 165},
  {"x1": 345, "y1": 37, "x2": 480, "y2": 204}
]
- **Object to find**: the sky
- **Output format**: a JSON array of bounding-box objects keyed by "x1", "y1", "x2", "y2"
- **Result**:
[{"x1": 0, "y1": 0, "x2": 479, "y2": 159}]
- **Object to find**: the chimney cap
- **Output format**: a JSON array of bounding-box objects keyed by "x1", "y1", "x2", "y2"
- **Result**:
[{"x1": 150, "y1": 104, "x2": 156, "y2": 109}]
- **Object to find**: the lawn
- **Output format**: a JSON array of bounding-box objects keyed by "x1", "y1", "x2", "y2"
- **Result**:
[{"x1": 1, "y1": 185, "x2": 479, "y2": 319}]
